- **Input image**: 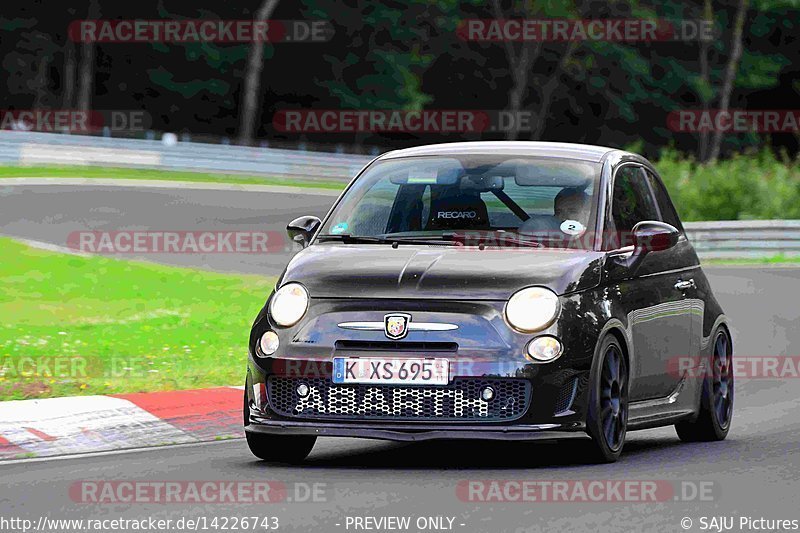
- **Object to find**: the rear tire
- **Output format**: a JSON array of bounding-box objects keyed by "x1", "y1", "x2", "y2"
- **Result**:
[
  {"x1": 244, "y1": 387, "x2": 316, "y2": 463},
  {"x1": 585, "y1": 335, "x2": 629, "y2": 463},
  {"x1": 675, "y1": 328, "x2": 733, "y2": 442}
]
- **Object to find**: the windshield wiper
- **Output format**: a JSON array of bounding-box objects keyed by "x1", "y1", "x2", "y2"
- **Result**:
[
  {"x1": 318, "y1": 234, "x2": 459, "y2": 246},
  {"x1": 316, "y1": 234, "x2": 397, "y2": 244},
  {"x1": 318, "y1": 232, "x2": 538, "y2": 248},
  {"x1": 383, "y1": 232, "x2": 543, "y2": 248},
  {"x1": 389, "y1": 236, "x2": 460, "y2": 246}
]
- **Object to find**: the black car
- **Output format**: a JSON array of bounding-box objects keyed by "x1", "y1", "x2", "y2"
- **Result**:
[{"x1": 244, "y1": 141, "x2": 733, "y2": 463}]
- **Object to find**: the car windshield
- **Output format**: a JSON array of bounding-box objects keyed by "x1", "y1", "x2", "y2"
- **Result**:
[{"x1": 318, "y1": 155, "x2": 602, "y2": 249}]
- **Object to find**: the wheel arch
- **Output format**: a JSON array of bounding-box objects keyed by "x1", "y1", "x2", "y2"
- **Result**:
[
  {"x1": 583, "y1": 319, "x2": 632, "y2": 416},
  {"x1": 596, "y1": 319, "x2": 632, "y2": 369},
  {"x1": 605, "y1": 327, "x2": 630, "y2": 363}
]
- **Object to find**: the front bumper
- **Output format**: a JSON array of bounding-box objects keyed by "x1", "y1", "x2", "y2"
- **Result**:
[
  {"x1": 245, "y1": 418, "x2": 587, "y2": 442},
  {"x1": 246, "y1": 359, "x2": 592, "y2": 440},
  {"x1": 246, "y1": 294, "x2": 599, "y2": 440}
]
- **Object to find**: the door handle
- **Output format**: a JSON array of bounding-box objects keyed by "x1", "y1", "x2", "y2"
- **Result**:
[{"x1": 674, "y1": 279, "x2": 696, "y2": 291}]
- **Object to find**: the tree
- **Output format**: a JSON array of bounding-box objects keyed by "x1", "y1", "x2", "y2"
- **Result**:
[
  {"x1": 489, "y1": 0, "x2": 539, "y2": 140},
  {"x1": 62, "y1": 39, "x2": 76, "y2": 108},
  {"x1": 146, "y1": 3, "x2": 250, "y2": 136},
  {"x1": 707, "y1": 0, "x2": 750, "y2": 161},
  {"x1": 697, "y1": 0, "x2": 715, "y2": 161},
  {"x1": 76, "y1": 0, "x2": 100, "y2": 112},
  {"x1": 238, "y1": 0, "x2": 280, "y2": 145},
  {"x1": 2, "y1": 26, "x2": 59, "y2": 109}
]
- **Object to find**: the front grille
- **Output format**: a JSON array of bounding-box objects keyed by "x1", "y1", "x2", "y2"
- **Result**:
[{"x1": 267, "y1": 377, "x2": 531, "y2": 422}]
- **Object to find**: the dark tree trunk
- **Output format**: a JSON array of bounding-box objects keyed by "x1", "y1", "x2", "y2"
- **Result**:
[
  {"x1": 698, "y1": 0, "x2": 713, "y2": 161},
  {"x1": 238, "y1": 0, "x2": 280, "y2": 146},
  {"x1": 530, "y1": 42, "x2": 576, "y2": 141},
  {"x1": 33, "y1": 54, "x2": 51, "y2": 109},
  {"x1": 76, "y1": 0, "x2": 100, "y2": 112},
  {"x1": 490, "y1": 0, "x2": 539, "y2": 140},
  {"x1": 62, "y1": 40, "x2": 76, "y2": 109},
  {"x1": 708, "y1": 0, "x2": 749, "y2": 162}
]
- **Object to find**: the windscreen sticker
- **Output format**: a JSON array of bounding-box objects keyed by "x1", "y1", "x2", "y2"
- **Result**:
[
  {"x1": 331, "y1": 222, "x2": 348, "y2": 234},
  {"x1": 407, "y1": 167, "x2": 438, "y2": 184},
  {"x1": 560, "y1": 219, "x2": 586, "y2": 236}
]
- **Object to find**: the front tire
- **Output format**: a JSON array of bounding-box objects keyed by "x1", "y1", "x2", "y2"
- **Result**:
[
  {"x1": 675, "y1": 328, "x2": 733, "y2": 442},
  {"x1": 244, "y1": 388, "x2": 316, "y2": 463},
  {"x1": 585, "y1": 335, "x2": 629, "y2": 463},
  {"x1": 245, "y1": 431, "x2": 316, "y2": 463}
]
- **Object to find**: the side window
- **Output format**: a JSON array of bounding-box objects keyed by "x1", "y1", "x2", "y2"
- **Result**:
[
  {"x1": 606, "y1": 165, "x2": 660, "y2": 249},
  {"x1": 644, "y1": 169, "x2": 683, "y2": 232}
]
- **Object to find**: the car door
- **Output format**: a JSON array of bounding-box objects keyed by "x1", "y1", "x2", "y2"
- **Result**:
[
  {"x1": 604, "y1": 164, "x2": 693, "y2": 401},
  {"x1": 643, "y1": 168, "x2": 703, "y2": 373}
]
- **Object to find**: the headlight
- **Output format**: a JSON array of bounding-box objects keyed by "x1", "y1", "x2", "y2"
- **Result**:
[
  {"x1": 526, "y1": 336, "x2": 563, "y2": 362},
  {"x1": 257, "y1": 331, "x2": 279, "y2": 357},
  {"x1": 269, "y1": 283, "x2": 309, "y2": 326},
  {"x1": 505, "y1": 287, "x2": 559, "y2": 333}
]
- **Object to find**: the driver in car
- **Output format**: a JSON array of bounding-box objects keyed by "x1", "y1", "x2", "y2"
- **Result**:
[{"x1": 554, "y1": 187, "x2": 591, "y2": 227}]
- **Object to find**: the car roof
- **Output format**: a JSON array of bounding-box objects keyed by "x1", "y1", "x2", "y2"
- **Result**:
[{"x1": 378, "y1": 141, "x2": 620, "y2": 163}]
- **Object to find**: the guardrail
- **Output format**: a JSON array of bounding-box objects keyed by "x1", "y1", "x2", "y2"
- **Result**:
[
  {"x1": 0, "y1": 131, "x2": 373, "y2": 182},
  {"x1": 1, "y1": 132, "x2": 798, "y2": 259},
  {"x1": 684, "y1": 220, "x2": 800, "y2": 259}
]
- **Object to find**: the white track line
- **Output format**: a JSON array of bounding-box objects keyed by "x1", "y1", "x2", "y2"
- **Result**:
[
  {"x1": 0, "y1": 438, "x2": 243, "y2": 465},
  {"x1": 0, "y1": 177, "x2": 342, "y2": 196},
  {"x1": 2, "y1": 235, "x2": 90, "y2": 256}
]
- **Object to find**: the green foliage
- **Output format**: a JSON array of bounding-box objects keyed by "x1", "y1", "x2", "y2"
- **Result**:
[
  {"x1": 304, "y1": 0, "x2": 435, "y2": 111},
  {"x1": 656, "y1": 147, "x2": 800, "y2": 221},
  {"x1": 145, "y1": 4, "x2": 251, "y2": 116},
  {"x1": 147, "y1": 67, "x2": 230, "y2": 98}
]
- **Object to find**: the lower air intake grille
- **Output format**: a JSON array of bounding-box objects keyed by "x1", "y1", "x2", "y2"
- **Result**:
[
  {"x1": 554, "y1": 377, "x2": 579, "y2": 415},
  {"x1": 267, "y1": 377, "x2": 531, "y2": 422}
]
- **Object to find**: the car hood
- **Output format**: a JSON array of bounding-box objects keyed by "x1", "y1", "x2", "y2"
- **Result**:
[{"x1": 279, "y1": 244, "x2": 604, "y2": 300}]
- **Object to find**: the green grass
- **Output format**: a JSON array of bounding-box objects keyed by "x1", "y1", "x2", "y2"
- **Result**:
[
  {"x1": 704, "y1": 254, "x2": 800, "y2": 265},
  {"x1": 0, "y1": 164, "x2": 347, "y2": 190},
  {"x1": 0, "y1": 237, "x2": 275, "y2": 400}
]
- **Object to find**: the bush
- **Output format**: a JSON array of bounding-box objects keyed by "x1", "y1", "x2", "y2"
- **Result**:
[{"x1": 654, "y1": 148, "x2": 800, "y2": 221}]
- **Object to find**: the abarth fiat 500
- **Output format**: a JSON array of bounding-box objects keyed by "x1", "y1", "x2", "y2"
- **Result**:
[{"x1": 244, "y1": 141, "x2": 733, "y2": 463}]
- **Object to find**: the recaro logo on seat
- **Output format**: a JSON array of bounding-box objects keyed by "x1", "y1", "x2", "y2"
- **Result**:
[{"x1": 437, "y1": 211, "x2": 478, "y2": 219}]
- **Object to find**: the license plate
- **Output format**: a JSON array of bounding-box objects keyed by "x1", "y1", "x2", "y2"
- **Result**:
[{"x1": 332, "y1": 357, "x2": 449, "y2": 385}]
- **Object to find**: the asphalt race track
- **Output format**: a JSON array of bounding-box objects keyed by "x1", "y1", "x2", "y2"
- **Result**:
[
  {"x1": 0, "y1": 182, "x2": 339, "y2": 275},
  {"x1": 2, "y1": 182, "x2": 800, "y2": 532}
]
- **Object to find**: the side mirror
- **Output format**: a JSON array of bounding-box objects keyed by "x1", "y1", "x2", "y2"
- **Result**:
[
  {"x1": 614, "y1": 220, "x2": 680, "y2": 272},
  {"x1": 287, "y1": 215, "x2": 321, "y2": 248}
]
